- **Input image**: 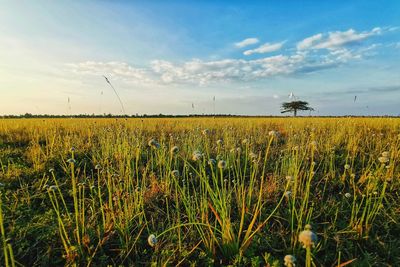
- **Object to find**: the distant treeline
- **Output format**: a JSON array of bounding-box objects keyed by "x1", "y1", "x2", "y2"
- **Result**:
[{"x1": 0, "y1": 113, "x2": 399, "y2": 119}]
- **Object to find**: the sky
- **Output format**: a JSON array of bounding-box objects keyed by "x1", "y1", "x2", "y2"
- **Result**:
[{"x1": 0, "y1": 0, "x2": 399, "y2": 116}]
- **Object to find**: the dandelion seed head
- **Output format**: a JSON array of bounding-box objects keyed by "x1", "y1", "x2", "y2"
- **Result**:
[
  {"x1": 170, "y1": 146, "x2": 179, "y2": 154},
  {"x1": 249, "y1": 152, "x2": 257, "y2": 159},
  {"x1": 381, "y1": 151, "x2": 389, "y2": 158},
  {"x1": 67, "y1": 158, "x2": 76, "y2": 164},
  {"x1": 171, "y1": 170, "x2": 180, "y2": 178},
  {"x1": 284, "y1": 255, "x2": 296, "y2": 267},
  {"x1": 217, "y1": 160, "x2": 227, "y2": 169},
  {"x1": 378, "y1": 156, "x2": 389, "y2": 163},
  {"x1": 216, "y1": 139, "x2": 223, "y2": 145},
  {"x1": 148, "y1": 139, "x2": 160, "y2": 149},
  {"x1": 344, "y1": 164, "x2": 350, "y2": 170},
  {"x1": 345, "y1": 193, "x2": 351, "y2": 198},
  {"x1": 299, "y1": 225, "x2": 317, "y2": 248},
  {"x1": 192, "y1": 151, "x2": 202, "y2": 161},
  {"x1": 147, "y1": 234, "x2": 158, "y2": 247},
  {"x1": 268, "y1": 130, "x2": 277, "y2": 137},
  {"x1": 208, "y1": 159, "x2": 216, "y2": 165}
]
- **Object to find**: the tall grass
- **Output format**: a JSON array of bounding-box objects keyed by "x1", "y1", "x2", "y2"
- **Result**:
[{"x1": 0, "y1": 117, "x2": 399, "y2": 265}]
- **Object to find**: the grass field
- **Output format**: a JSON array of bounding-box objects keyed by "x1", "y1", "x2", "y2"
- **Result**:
[{"x1": 0, "y1": 117, "x2": 399, "y2": 266}]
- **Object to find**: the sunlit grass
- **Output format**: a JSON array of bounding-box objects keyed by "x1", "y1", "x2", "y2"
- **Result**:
[{"x1": 0, "y1": 117, "x2": 399, "y2": 266}]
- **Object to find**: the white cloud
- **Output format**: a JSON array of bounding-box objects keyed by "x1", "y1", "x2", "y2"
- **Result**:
[
  {"x1": 66, "y1": 61, "x2": 153, "y2": 84},
  {"x1": 234, "y1": 38, "x2": 259, "y2": 48},
  {"x1": 69, "y1": 47, "x2": 368, "y2": 86},
  {"x1": 296, "y1": 33, "x2": 322, "y2": 50},
  {"x1": 68, "y1": 27, "x2": 384, "y2": 86},
  {"x1": 243, "y1": 41, "x2": 285, "y2": 55},
  {"x1": 297, "y1": 27, "x2": 381, "y2": 51}
]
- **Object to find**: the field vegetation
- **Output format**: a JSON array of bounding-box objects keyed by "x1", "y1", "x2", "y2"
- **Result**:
[{"x1": 0, "y1": 117, "x2": 399, "y2": 266}]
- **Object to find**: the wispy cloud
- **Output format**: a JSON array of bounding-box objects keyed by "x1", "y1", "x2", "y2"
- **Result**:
[
  {"x1": 234, "y1": 38, "x2": 259, "y2": 48},
  {"x1": 297, "y1": 27, "x2": 381, "y2": 50},
  {"x1": 66, "y1": 61, "x2": 153, "y2": 84},
  {"x1": 243, "y1": 41, "x2": 285, "y2": 55},
  {"x1": 67, "y1": 27, "x2": 387, "y2": 86}
]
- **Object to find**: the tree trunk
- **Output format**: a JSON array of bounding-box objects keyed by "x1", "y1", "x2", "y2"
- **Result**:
[{"x1": 294, "y1": 109, "x2": 297, "y2": 117}]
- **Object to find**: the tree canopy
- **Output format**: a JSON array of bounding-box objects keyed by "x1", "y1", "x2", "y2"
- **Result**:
[{"x1": 281, "y1": 101, "x2": 314, "y2": 116}]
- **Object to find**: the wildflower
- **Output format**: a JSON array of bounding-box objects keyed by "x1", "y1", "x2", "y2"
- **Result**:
[
  {"x1": 170, "y1": 146, "x2": 179, "y2": 154},
  {"x1": 67, "y1": 158, "x2": 76, "y2": 164},
  {"x1": 298, "y1": 224, "x2": 317, "y2": 248},
  {"x1": 70, "y1": 147, "x2": 76, "y2": 152},
  {"x1": 148, "y1": 139, "x2": 160, "y2": 149},
  {"x1": 208, "y1": 159, "x2": 216, "y2": 165},
  {"x1": 217, "y1": 160, "x2": 227, "y2": 169},
  {"x1": 284, "y1": 255, "x2": 296, "y2": 267},
  {"x1": 344, "y1": 164, "x2": 350, "y2": 170},
  {"x1": 285, "y1": 191, "x2": 292, "y2": 197},
  {"x1": 202, "y1": 129, "x2": 209, "y2": 135},
  {"x1": 242, "y1": 139, "x2": 249, "y2": 144},
  {"x1": 95, "y1": 164, "x2": 101, "y2": 170},
  {"x1": 147, "y1": 234, "x2": 158, "y2": 247},
  {"x1": 216, "y1": 139, "x2": 223, "y2": 146},
  {"x1": 192, "y1": 151, "x2": 202, "y2": 161},
  {"x1": 345, "y1": 193, "x2": 351, "y2": 198},
  {"x1": 171, "y1": 170, "x2": 180, "y2": 178},
  {"x1": 236, "y1": 147, "x2": 242, "y2": 153}
]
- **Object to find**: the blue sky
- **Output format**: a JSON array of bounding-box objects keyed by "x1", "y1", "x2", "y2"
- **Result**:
[{"x1": 0, "y1": 0, "x2": 399, "y2": 115}]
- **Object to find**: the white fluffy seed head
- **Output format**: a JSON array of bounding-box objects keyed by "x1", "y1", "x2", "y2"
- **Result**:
[
  {"x1": 192, "y1": 151, "x2": 202, "y2": 161},
  {"x1": 171, "y1": 170, "x2": 179, "y2": 178},
  {"x1": 148, "y1": 139, "x2": 160, "y2": 149},
  {"x1": 382, "y1": 151, "x2": 389, "y2": 157},
  {"x1": 378, "y1": 156, "x2": 389, "y2": 163},
  {"x1": 217, "y1": 160, "x2": 226, "y2": 169},
  {"x1": 284, "y1": 255, "x2": 296, "y2": 267},
  {"x1": 299, "y1": 225, "x2": 317, "y2": 248},
  {"x1": 147, "y1": 234, "x2": 157, "y2": 247}
]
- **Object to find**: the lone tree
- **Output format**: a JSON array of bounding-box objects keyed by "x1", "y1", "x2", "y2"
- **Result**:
[{"x1": 281, "y1": 100, "x2": 314, "y2": 117}]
